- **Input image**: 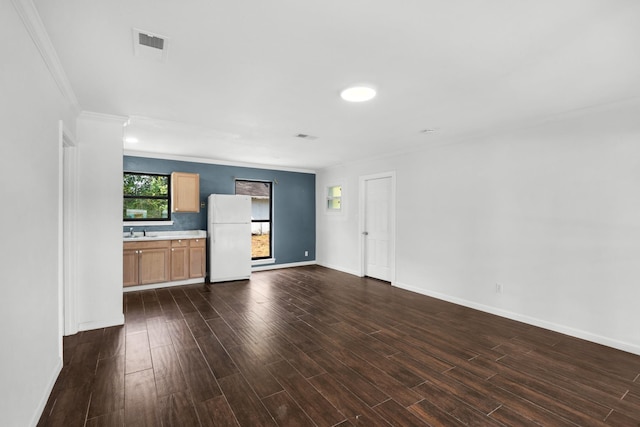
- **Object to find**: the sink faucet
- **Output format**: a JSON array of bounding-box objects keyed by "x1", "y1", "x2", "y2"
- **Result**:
[
  {"x1": 143, "y1": 228, "x2": 147, "y2": 237},
  {"x1": 129, "y1": 227, "x2": 134, "y2": 237}
]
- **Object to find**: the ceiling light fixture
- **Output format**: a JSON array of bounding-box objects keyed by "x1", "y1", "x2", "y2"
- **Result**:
[
  {"x1": 340, "y1": 85, "x2": 376, "y2": 102},
  {"x1": 295, "y1": 133, "x2": 318, "y2": 141}
]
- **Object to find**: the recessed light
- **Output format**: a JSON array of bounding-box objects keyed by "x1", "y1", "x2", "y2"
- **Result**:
[
  {"x1": 340, "y1": 86, "x2": 376, "y2": 102},
  {"x1": 124, "y1": 137, "x2": 139, "y2": 143}
]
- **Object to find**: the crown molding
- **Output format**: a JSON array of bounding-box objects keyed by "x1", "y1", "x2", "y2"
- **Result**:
[
  {"x1": 12, "y1": 0, "x2": 81, "y2": 114},
  {"x1": 79, "y1": 111, "x2": 128, "y2": 124},
  {"x1": 124, "y1": 150, "x2": 316, "y2": 175}
]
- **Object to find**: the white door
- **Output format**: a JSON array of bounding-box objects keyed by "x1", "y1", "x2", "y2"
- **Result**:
[{"x1": 362, "y1": 174, "x2": 394, "y2": 282}]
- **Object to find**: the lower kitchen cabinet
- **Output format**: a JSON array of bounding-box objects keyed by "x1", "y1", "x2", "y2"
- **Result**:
[
  {"x1": 123, "y1": 248, "x2": 139, "y2": 287},
  {"x1": 170, "y1": 239, "x2": 189, "y2": 281},
  {"x1": 189, "y1": 238, "x2": 206, "y2": 278},
  {"x1": 124, "y1": 237, "x2": 206, "y2": 287},
  {"x1": 139, "y1": 246, "x2": 171, "y2": 284},
  {"x1": 123, "y1": 240, "x2": 171, "y2": 287}
]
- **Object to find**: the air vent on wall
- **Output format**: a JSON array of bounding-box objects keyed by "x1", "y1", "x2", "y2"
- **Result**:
[{"x1": 133, "y1": 28, "x2": 169, "y2": 61}]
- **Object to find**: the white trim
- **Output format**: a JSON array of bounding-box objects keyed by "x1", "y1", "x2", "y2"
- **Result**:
[
  {"x1": 57, "y1": 124, "x2": 64, "y2": 356},
  {"x1": 30, "y1": 356, "x2": 62, "y2": 427},
  {"x1": 252, "y1": 258, "x2": 276, "y2": 266},
  {"x1": 80, "y1": 111, "x2": 128, "y2": 123},
  {"x1": 123, "y1": 277, "x2": 205, "y2": 293},
  {"x1": 78, "y1": 314, "x2": 125, "y2": 332},
  {"x1": 11, "y1": 0, "x2": 81, "y2": 115},
  {"x1": 252, "y1": 261, "x2": 316, "y2": 272},
  {"x1": 358, "y1": 171, "x2": 396, "y2": 282},
  {"x1": 124, "y1": 149, "x2": 316, "y2": 174},
  {"x1": 394, "y1": 281, "x2": 640, "y2": 357},
  {"x1": 60, "y1": 122, "x2": 79, "y2": 337}
]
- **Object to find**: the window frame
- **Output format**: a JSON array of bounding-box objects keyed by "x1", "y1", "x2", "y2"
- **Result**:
[
  {"x1": 235, "y1": 179, "x2": 273, "y2": 260},
  {"x1": 123, "y1": 171, "x2": 172, "y2": 222}
]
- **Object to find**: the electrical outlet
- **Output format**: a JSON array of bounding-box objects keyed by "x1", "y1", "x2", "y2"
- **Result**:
[
  {"x1": 495, "y1": 283, "x2": 503, "y2": 294},
  {"x1": 304, "y1": 250, "x2": 309, "y2": 257}
]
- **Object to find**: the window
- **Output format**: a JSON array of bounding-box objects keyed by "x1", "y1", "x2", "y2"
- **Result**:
[
  {"x1": 235, "y1": 180, "x2": 272, "y2": 259},
  {"x1": 327, "y1": 185, "x2": 342, "y2": 211},
  {"x1": 123, "y1": 172, "x2": 170, "y2": 221}
]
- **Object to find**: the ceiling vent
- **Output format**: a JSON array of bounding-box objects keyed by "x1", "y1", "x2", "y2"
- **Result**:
[
  {"x1": 295, "y1": 133, "x2": 318, "y2": 141},
  {"x1": 133, "y1": 28, "x2": 169, "y2": 62}
]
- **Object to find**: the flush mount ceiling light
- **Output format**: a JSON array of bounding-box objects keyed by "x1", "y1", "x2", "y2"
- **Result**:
[
  {"x1": 340, "y1": 85, "x2": 377, "y2": 102},
  {"x1": 295, "y1": 133, "x2": 318, "y2": 141}
]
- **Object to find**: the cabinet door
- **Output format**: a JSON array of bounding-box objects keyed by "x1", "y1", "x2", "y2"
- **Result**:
[
  {"x1": 170, "y1": 241, "x2": 189, "y2": 281},
  {"x1": 139, "y1": 248, "x2": 170, "y2": 285},
  {"x1": 189, "y1": 238, "x2": 206, "y2": 278},
  {"x1": 123, "y1": 249, "x2": 139, "y2": 287},
  {"x1": 171, "y1": 172, "x2": 200, "y2": 213}
]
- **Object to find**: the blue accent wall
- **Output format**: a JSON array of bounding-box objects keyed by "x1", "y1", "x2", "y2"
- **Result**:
[{"x1": 123, "y1": 156, "x2": 316, "y2": 265}]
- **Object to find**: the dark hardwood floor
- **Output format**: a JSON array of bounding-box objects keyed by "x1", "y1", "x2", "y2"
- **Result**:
[{"x1": 38, "y1": 266, "x2": 640, "y2": 426}]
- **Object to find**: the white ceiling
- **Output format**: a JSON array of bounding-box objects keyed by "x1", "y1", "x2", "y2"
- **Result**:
[{"x1": 34, "y1": 0, "x2": 640, "y2": 170}]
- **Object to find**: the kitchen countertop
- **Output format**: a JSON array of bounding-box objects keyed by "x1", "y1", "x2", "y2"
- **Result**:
[{"x1": 123, "y1": 229, "x2": 206, "y2": 242}]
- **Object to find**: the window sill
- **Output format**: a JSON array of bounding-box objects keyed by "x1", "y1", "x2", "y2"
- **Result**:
[
  {"x1": 252, "y1": 258, "x2": 275, "y2": 266},
  {"x1": 123, "y1": 220, "x2": 174, "y2": 226}
]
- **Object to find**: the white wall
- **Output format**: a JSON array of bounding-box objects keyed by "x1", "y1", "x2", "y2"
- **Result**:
[
  {"x1": 317, "y1": 100, "x2": 640, "y2": 355},
  {"x1": 0, "y1": 2, "x2": 75, "y2": 426},
  {"x1": 75, "y1": 113, "x2": 125, "y2": 331}
]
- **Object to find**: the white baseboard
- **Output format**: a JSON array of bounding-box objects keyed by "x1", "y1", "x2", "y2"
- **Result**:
[
  {"x1": 78, "y1": 314, "x2": 125, "y2": 332},
  {"x1": 316, "y1": 262, "x2": 361, "y2": 277},
  {"x1": 122, "y1": 277, "x2": 205, "y2": 293},
  {"x1": 394, "y1": 281, "x2": 640, "y2": 356},
  {"x1": 252, "y1": 260, "x2": 316, "y2": 271},
  {"x1": 30, "y1": 356, "x2": 62, "y2": 427}
]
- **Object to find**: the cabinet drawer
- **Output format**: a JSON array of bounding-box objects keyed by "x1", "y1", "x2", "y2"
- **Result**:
[
  {"x1": 124, "y1": 240, "x2": 171, "y2": 250},
  {"x1": 190, "y1": 238, "x2": 205, "y2": 247},
  {"x1": 171, "y1": 239, "x2": 189, "y2": 248}
]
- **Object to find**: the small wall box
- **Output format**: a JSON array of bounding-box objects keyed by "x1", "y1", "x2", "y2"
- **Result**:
[{"x1": 171, "y1": 172, "x2": 200, "y2": 213}]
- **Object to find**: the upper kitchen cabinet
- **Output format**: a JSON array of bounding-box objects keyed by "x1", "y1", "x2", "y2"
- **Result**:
[{"x1": 171, "y1": 172, "x2": 200, "y2": 212}]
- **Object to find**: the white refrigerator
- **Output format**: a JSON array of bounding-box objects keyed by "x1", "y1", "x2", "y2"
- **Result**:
[{"x1": 207, "y1": 194, "x2": 252, "y2": 282}]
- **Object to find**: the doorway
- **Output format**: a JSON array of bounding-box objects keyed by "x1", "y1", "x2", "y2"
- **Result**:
[{"x1": 359, "y1": 172, "x2": 396, "y2": 282}]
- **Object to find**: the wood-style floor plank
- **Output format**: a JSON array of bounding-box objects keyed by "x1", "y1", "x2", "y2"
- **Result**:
[
  {"x1": 195, "y1": 395, "x2": 239, "y2": 427},
  {"x1": 38, "y1": 266, "x2": 640, "y2": 427},
  {"x1": 308, "y1": 373, "x2": 390, "y2": 427},
  {"x1": 87, "y1": 355, "x2": 125, "y2": 419},
  {"x1": 85, "y1": 409, "x2": 124, "y2": 427},
  {"x1": 124, "y1": 368, "x2": 160, "y2": 426},
  {"x1": 217, "y1": 373, "x2": 277, "y2": 427},
  {"x1": 266, "y1": 360, "x2": 346, "y2": 426},
  {"x1": 124, "y1": 331, "x2": 152, "y2": 374},
  {"x1": 261, "y1": 391, "x2": 315, "y2": 427},
  {"x1": 151, "y1": 345, "x2": 188, "y2": 397},
  {"x1": 157, "y1": 391, "x2": 201, "y2": 427}
]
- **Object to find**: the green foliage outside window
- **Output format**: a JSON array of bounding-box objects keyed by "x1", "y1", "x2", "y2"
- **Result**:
[{"x1": 123, "y1": 173, "x2": 170, "y2": 220}]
